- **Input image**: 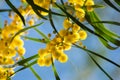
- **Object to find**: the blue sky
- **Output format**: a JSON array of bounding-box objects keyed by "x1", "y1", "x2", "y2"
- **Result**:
[{"x1": 0, "y1": 0, "x2": 120, "y2": 80}]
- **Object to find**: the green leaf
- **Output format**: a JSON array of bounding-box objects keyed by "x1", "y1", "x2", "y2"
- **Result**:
[
  {"x1": 0, "y1": 9, "x2": 11, "y2": 12},
  {"x1": 88, "y1": 54, "x2": 113, "y2": 80},
  {"x1": 21, "y1": 56, "x2": 42, "y2": 80},
  {"x1": 29, "y1": 64, "x2": 42, "y2": 80},
  {"x1": 60, "y1": 0, "x2": 67, "y2": 11},
  {"x1": 103, "y1": 34, "x2": 120, "y2": 46},
  {"x1": 85, "y1": 11, "x2": 120, "y2": 49},
  {"x1": 90, "y1": 5, "x2": 105, "y2": 8},
  {"x1": 11, "y1": 60, "x2": 37, "y2": 77},
  {"x1": 2, "y1": 54, "x2": 38, "y2": 68},
  {"x1": 82, "y1": 5, "x2": 105, "y2": 9},
  {"x1": 55, "y1": 3, "x2": 106, "y2": 41},
  {"x1": 17, "y1": 54, "x2": 38, "y2": 66},
  {"x1": 114, "y1": 0, "x2": 120, "y2": 6},
  {"x1": 93, "y1": 21, "x2": 120, "y2": 26},
  {"x1": 86, "y1": 11, "x2": 120, "y2": 38},
  {"x1": 103, "y1": 0, "x2": 120, "y2": 12},
  {"x1": 52, "y1": 59, "x2": 60, "y2": 80},
  {"x1": 34, "y1": 28, "x2": 50, "y2": 42},
  {"x1": 10, "y1": 22, "x2": 44, "y2": 44},
  {"x1": 99, "y1": 38, "x2": 118, "y2": 50},
  {"x1": 22, "y1": 36, "x2": 47, "y2": 43},
  {"x1": 48, "y1": 9, "x2": 59, "y2": 35},
  {"x1": 5, "y1": 0, "x2": 25, "y2": 25},
  {"x1": 74, "y1": 44, "x2": 120, "y2": 68}
]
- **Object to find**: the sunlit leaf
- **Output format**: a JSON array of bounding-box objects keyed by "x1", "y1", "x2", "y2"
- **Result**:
[
  {"x1": 85, "y1": 11, "x2": 120, "y2": 49},
  {"x1": 5, "y1": 0, "x2": 25, "y2": 25},
  {"x1": 16, "y1": 54, "x2": 38, "y2": 66},
  {"x1": 34, "y1": 28, "x2": 50, "y2": 42},
  {"x1": 22, "y1": 36, "x2": 47, "y2": 43}
]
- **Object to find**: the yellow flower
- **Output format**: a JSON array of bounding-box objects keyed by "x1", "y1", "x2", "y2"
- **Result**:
[
  {"x1": 37, "y1": 58, "x2": 45, "y2": 67},
  {"x1": 79, "y1": 30, "x2": 87, "y2": 40},
  {"x1": 75, "y1": 8, "x2": 85, "y2": 19},
  {"x1": 79, "y1": 17, "x2": 85, "y2": 22},
  {"x1": 44, "y1": 57, "x2": 52, "y2": 67},
  {"x1": 52, "y1": 50, "x2": 62, "y2": 59},
  {"x1": 13, "y1": 38, "x2": 24, "y2": 47},
  {"x1": 63, "y1": 18, "x2": 72, "y2": 29},
  {"x1": 5, "y1": 58, "x2": 15, "y2": 65},
  {"x1": 58, "y1": 53, "x2": 68, "y2": 63},
  {"x1": 75, "y1": 0, "x2": 84, "y2": 6},
  {"x1": 85, "y1": 0, "x2": 95, "y2": 12},
  {"x1": 72, "y1": 24, "x2": 80, "y2": 32},
  {"x1": 28, "y1": 19, "x2": 35, "y2": 26},
  {"x1": 63, "y1": 42, "x2": 72, "y2": 51},
  {"x1": 0, "y1": 68, "x2": 14, "y2": 80},
  {"x1": 21, "y1": 0, "x2": 26, "y2": 3},
  {"x1": 0, "y1": 40, "x2": 6, "y2": 50},
  {"x1": 64, "y1": 32, "x2": 80, "y2": 43},
  {"x1": 38, "y1": 48, "x2": 48, "y2": 58},
  {"x1": 3, "y1": 48, "x2": 16, "y2": 58},
  {"x1": 13, "y1": 14, "x2": 21, "y2": 21},
  {"x1": 59, "y1": 29, "x2": 67, "y2": 37},
  {"x1": 17, "y1": 47, "x2": 26, "y2": 56}
]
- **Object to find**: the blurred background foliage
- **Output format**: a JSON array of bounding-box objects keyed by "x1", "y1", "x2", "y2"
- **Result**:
[{"x1": 0, "y1": 0, "x2": 120, "y2": 80}]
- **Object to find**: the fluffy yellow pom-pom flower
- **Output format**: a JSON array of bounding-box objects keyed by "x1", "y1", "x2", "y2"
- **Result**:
[
  {"x1": 79, "y1": 30, "x2": 87, "y2": 40},
  {"x1": 63, "y1": 18, "x2": 72, "y2": 29},
  {"x1": 58, "y1": 53, "x2": 68, "y2": 63},
  {"x1": 85, "y1": 0, "x2": 95, "y2": 12},
  {"x1": 37, "y1": 58, "x2": 45, "y2": 67},
  {"x1": 17, "y1": 47, "x2": 26, "y2": 56}
]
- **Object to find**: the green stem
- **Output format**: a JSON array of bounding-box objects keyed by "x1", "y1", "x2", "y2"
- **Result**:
[
  {"x1": 21, "y1": 56, "x2": 42, "y2": 80},
  {"x1": 29, "y1": 66, "x2": 42, "y2": 80},
  {"x1": 34, "y1": 27, "x2": 50, "y2": 42},
  {"x1": 51, "y1": 59, "x2": 60, "y2": 80}
]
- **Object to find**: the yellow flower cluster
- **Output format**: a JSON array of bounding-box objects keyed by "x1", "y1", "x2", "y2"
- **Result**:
[
  {"x1": 0, "y1": 0, "x2": 56, "y2": 79},
  {"x1": 21, "y1": 0, "x2": 56, "y2": 16},
  {"x1": 0, "y1": 67, "x2": 14, "y2": 80},
  {"x1": 0, "y1": 6, "x2": 27, "y2": 80},
  {"x1": 0, "y1": 12, "x2": 26, "y2": 65},
  {"x1": 1, "y1": 0, "x2": 89, "y2": 73},
  {"x1": 37, "y1": 18, "x2": 87, "y2": 67},
  {"x1": 68, "y1": 0, "x2": 94, "y2": 22},
  {"x1": 33, "y1": 0, "x2": 56, "y2": 16}
]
